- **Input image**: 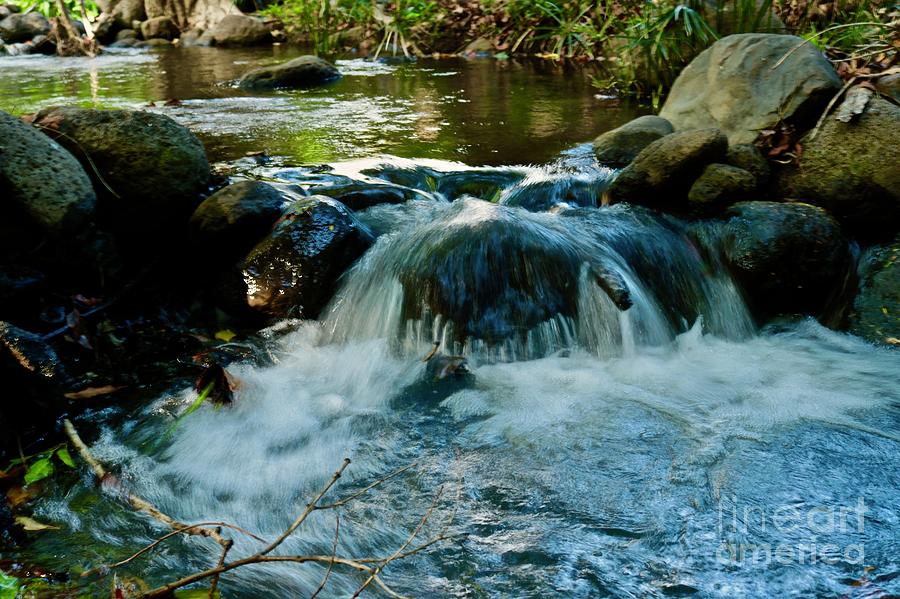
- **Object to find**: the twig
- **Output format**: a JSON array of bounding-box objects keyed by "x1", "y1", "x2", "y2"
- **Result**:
[
  {"x1": 807, "y1": 76, "x2": 857, "y2": 141},
  {"x1": 316, "y1": 462, "x2": 416, "y2": 510},
  {"x1": 258, "y1": 458, "x2": 351, "y2": 556},
  {"x1": 81, "y1": 522, "x2": 264, "y2": 577},
  {"x1": 63, "y1": 419, "x2": 229, "y2": 547},
  {"x1": 208, "y1": 539, "x2": 233, "y2": 599},
  {"x1": 771, "y1": 22, "x2": 886, "y2": 70},
  {"x1": 352, "y1": 486, "x2": 445, "y2": 598},
  {"x1": 309, "y1": 513, "x2": 340, "y2": 599}
]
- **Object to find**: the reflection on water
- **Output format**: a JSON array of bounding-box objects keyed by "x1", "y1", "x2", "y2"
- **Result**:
[{"x1": 0, "y1": 46, "x2": 644, "y2": 164}]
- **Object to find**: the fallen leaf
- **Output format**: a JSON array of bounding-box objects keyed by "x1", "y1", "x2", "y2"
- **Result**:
[
  {"x1": 14, "y1": 516, "x2": 59, "y2": 531},
  {"x1": 64, "y1": 385, "x2": 125, "y2": 400},
  {"x1": 6, "y1": 485, "x2": 39, "y2": 508},
  {"x1": 214, "y1": 330, "x2": 236, "y2": 342}
]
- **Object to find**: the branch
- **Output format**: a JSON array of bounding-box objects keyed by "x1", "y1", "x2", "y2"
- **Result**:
[{"x1": 309, "y1": 513, "x2": 340, "y2": 599}]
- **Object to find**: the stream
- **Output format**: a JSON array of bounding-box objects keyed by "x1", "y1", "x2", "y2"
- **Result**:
[{"x1": 2, "y1": 46, "x2": 899, "y2": 598}]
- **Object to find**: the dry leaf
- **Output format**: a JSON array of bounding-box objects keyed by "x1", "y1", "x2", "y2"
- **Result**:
[
  {"x1": 15, "y1": 516, "x2": 59, "y2": 531},
  {"x1": 64, "y1": 385, "x2": 125, "y2": 400}
]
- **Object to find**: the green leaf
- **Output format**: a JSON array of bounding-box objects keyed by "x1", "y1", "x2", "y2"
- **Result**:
[
  {"x1": 0, "y1": 571, "x2": 20, "y2": 599},
  {"x1": 56, "y1": 447, "x2": 76, "y2": 468},
  {"x1": 24, "y1": 457, "x2": 54, "y2": 485}
]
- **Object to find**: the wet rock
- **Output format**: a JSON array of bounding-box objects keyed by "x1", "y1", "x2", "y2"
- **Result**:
[
  {"x1": 592, "y1": 115, "x2": 674, "y2": 168},
  {"x1": 111, "y1": 0, "x2": 144, "y2": 28},
  {"x1": 725, "y1": 143, "x2": 770, "y2": 184},
  {"x1": 717, "y1": 201, "x2": 852, "y2": 319},
  {"x1": 29, "y1": 33, "x2": 56, "y2": 54},
  {"x1": 114, "y1": 27, "x2": 137, "y2": 41},
  {"x1": 141, "y1": 16, "x2": 178, "y2": 40},
  {"x1": 849, "y1": 234, "x2": 900, "y2": 346},
  {"x1": 0, "y1": 321, "x2": 65, "y2": 383},
  {"x1": 0, "y1": 265, "x2": 44, "y2": 312},
  {"x1": 0, "y1": 12, "x2": 50, "y2": 43},
  {"x1": 360, "y1": 164, "x2": 442, "y2": 190},
  {"x1": 659, "y1": 34, "x2": 842, "y2": 144},
  {"x1": 608, "y1": 128, "x2": 728, "y2": 209},
  {"x1": 0, "y1": 110, "x2": 96, "y2": 236},
  {"x1": 190, "y1": 180, "x2": 289, "y2": 262},
  {"x1": 238, "y1": 55, "x2": 340, "y2": 90},
  {"x1": 436, "y1": 170, "x2": 524, "y2": 201},
  {"x1": 309, "y1": 182, "x2": 412, "y2": 211},
  {"x1": 145, "y1": 37, "x2": 172, "y2": 46},
  {"x1": 774, "y1": 95, "x2": 900, "y2": 238},
  {"x1": 500, "y1": 176, "x2": 608, "y2": 212},
  {"x1": 207, "y1": 14, "x2": 270, "y2": 46},
  {"x1": 687, "y1": 163, "x2": 757, "y2": 210},
  {"x1": 179, "y1": 27, "x2": 205, "y2": 45},
  {"x1": 236, "y1": 196, "x2": 374, "y2": 318},
  {"x1": 29, "y1": 106, "x2": 210, "y2": 236}
]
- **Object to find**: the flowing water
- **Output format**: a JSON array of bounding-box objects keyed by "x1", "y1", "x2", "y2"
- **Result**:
[{"x1": 2, "y1": 47, "x2": 900, "y2": 598}]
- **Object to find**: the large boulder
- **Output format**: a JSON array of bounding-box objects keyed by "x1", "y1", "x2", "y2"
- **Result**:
[
  {"x1": 190, "y1": 180, "x2": 290, "y2": 262},
  {"x1": 659, "y1": 34, "x2": 842, "y2": 144},
  {"x1": 236, "y1": 197, "x2": 374, "y2": 318},
  {"x1": 0, "y1": 110, "x2": 96, "y2": 236},
  {"x1": 592, "y1": 115, "x2": 674, "y2": 168},
  {"x1": 207, "y1": 14, "x2": 270, "y2": 46},
  {"x1": 774, "y1": 93, "x2": 900, "y2": 238},
  {"x1": 238, "y1": 56, "x2": 341, "y2": 90},
  {"x1": 144, "y1": 0, "x2": 239, "y2": 30},
  {"x1": 716, "y1": 201, "x2": 852, "y2": 319},
  {"x1": 607, "y1": 128, "x2": 728, "y2": 209},
  {"x1": 111, "y1": 0, "x2": 145, "y2": 28},
  {"x1": 849, "y1": 235, "x2": 900, "y2": 346},
  {"x1": 141, "y1": 16, "x2": 179, "y2": 40},
  {"x1": 28, "y1": 107, "x2": 210, "y2": 235},
  {"x1": 0, "y1": 12, "x2": 50, "y2": 43}
]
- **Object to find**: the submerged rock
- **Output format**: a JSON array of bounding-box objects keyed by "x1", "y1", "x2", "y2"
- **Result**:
[
  {"x1": 659, "y1": 34, "x2": 841, "y2": 144},
  {"x1": 237, "y1": 196, "x2": 374, "y2": 318},
  {"x1": 592, "y1": 115, "x2": 674, "y2": 168},
  {"x1": 238, "y1": 56, "x2": 341, "y2": 90},
  {"x1": 717, "y1": 201, "x2": 852, "y2": 319},
  {"x1": 29, "y1": 106, "x2": 210, "y2": 236},
  {"x1": 190, "y1": 180, "x2": 291, "y2": 262},
  {"x1": 607, "y1": 128, "x2": 728, "y2": 209},
  {"x1": 849, "y1": 234, "x2": 900, "y2": 346},
  {"x1": 0, "y1": 12, "x2": 50, "y2": 43},
  {"x1": 0, "y1": 110, "x2": 96, "y2": 236},
  {"x1": 774, "y1": 94, "x2": 900, "y2": 238},
  {"x1": 207, "y1": 14, "x2": 270, "y2": 45}
]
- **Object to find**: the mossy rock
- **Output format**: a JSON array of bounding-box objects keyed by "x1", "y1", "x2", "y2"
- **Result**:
[{"x1": 849, "y1": 235, "x2": 900, "y2": 347}]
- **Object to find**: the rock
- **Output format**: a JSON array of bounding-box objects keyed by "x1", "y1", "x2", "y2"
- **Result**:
[
  {"x1": 178, "y1": 27, "x2": 204, "y2": 45},
  {"x1": 108, "y1": 36, "x2": 140, "y2": 47},
  {"x1": 725, "y1": 143, "x2": 770, "y2": 184},
  {"x1": 849, "y1": 234, "x2": 900, "y2": 346},
  {"x1": 141, "y1": 16, "x2": 178, "y2": 40},
  {"x1": 436, "y1": 170, "x2": 524, "y2": 201},
  {"x1": 190, "y1": 181, "x2": 289, "y2": 262},
  {"x1": 207, "y1": 14, "x2": 270, "y2": 46},
  {"x1": 717, "y1": 201, "x2": 852, "y2": 319},
  {"x1": 145, "y1": 37, "x2": 172, "y2": 46},
  {"x1": 111, "y1": 0, "x2": 145, "y2": 28},
  {"x1": 144, "y1": 0, "x2": 240, "y2": 31},
  {"x1": 464, "y1": 37, "x2": 493, "y2": 53},
  {"x1": 875, "y1": 72, "x2": 900, "y2": 104},
  {"x1": 592, "y1": 115, "x2": 674, "y2": 168},
  {"x1": 28, "y1": 33, "x2": 55, "y2": 54},
  {"x1": 659, "y1": 34, "x2": 842, "y2": 144},
  {"x1": 0, "y1": 6, "x2": 9, "y2": 19},
  {"x1": 0, "y1": 110, "x2": 96, "y2": 236},
  {"x1": 499, "y1": 175, "x2": 608, "y2": 212},
  {"x1": 114, "y1": 27, "x2": 136, "y2": 40},
  {"x1": 91, "y1": 12, "x2": 117, "y2": 43},
  {"x1": 774, "y1": 95, "x2": 900, "y2": 238},
  {"x1": 309, "y1": 182, "x2": 412, "y2": 211},
  {"x1": 0, "y1": 12, "x2": 50, "y2": 43},
  {"x1": 236, "y1": 197, "x2": 374, "y2": 318},
  {"x1": 238, "y1": 55, "x2": 340, "y2": 90},
  {"x1": 0, "y1": 265, "x2": 44, "y2": 312},
  {"x1": 687, "y1": 163, "x2": 757, "y2": 210},
  {"x1": 608, "y1": 128, "x2": 728, "y2": 208},
  {"x1": 0, "y1": 321, "x2": 66, "y2": 384},
  {"x1": 29, "y1": 106, "x2": 209, "y2": 236}
]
